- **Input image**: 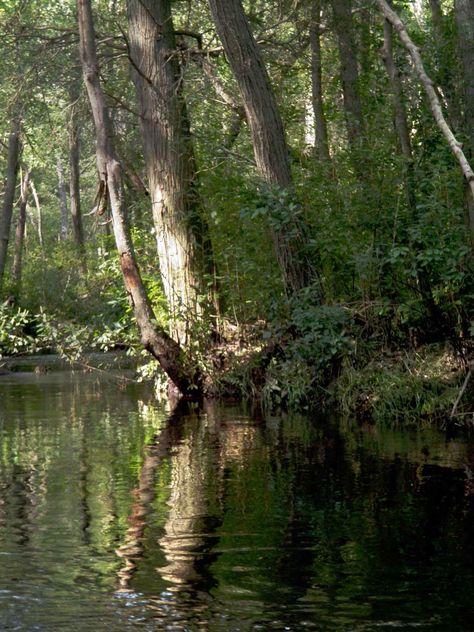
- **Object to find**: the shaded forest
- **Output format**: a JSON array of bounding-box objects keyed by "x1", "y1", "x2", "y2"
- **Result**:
[{"x1": 1, "y1": 0, "x2": 474, "y2": 422}]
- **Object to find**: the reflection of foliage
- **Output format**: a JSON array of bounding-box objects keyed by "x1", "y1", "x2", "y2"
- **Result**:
[{"x1": 1, "y1": 380, "x2": 473, "y2": 628}]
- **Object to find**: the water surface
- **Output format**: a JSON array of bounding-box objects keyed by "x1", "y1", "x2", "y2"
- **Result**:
[{"x1": 1, "y1": 371, "x2": 474, "y2": 630}]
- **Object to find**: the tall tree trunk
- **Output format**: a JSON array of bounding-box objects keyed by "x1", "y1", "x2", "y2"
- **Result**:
[
  {"x1": 381, "y1": 20, "x2": 444, "y2": 332},
  {"x1": 331, "y1": 0, "x2": 364, "y2": 154},
  {"x1": 68, "y1": 87, "x2": 86, "y2": 265},
  {"x1": 56, "y1": 157, "x2": 69, "y2": 241},
  {"x1": 0, "y1": 118, "x2": 21, "y2": 290},
  {"x1": 310, "y1": 0, "x2": 331, "y2": 163},
  {"x1": 454, "y1": 0, "x2": 474, "y2": 234},
  {"x1": 381, "y1": 21, "x2": 415, "y2": 197},
  {"x1": 208, "y1": 0, "x2": 316, "y2": 296},
  {"x1": 127, "y1": 0, "x2": 216, "y2": 344},
  {"x1": 12, "y1": 167, "x2": 30, "y2": 294},
  {"x1": 77, "y1": 0, "x2": 200, "y2": 397}
]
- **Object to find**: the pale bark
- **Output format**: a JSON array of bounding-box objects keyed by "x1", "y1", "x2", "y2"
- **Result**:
[
  {"x1": 375, "y1": 0, "x2": 474, "y2": 204},
  {"x1": 12, "y1": 167, "x2": 29, "y2": 292},
  {"x1": 126, "y1": 0, "x2": 216, "y2": 344},
  {"x1": 29, "y1": 179, "x2": 44, "y2": 248},
  {"x1": 310, "y1": 0, "x2": 330, "y2": 162},
  {"x1": 56, "y1": 158, "x2": 69, "y2": 241},
  {"x1": 0, "y1": 118, "x2": 21, "y2": 289},
  {"x1": 208, "y1": 0, "x2": 315, "y2": 295},
  {"x1": 77, "y1": 0, "x2": 200, "y2": 396},
  {"x1": 331, "y1": 0, "x2": 364, "y2": 152}
]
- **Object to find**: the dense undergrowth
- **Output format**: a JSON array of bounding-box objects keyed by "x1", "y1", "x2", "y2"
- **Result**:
[{"x1": 1, "y1": 291, "x2": 470, "y2": 428}]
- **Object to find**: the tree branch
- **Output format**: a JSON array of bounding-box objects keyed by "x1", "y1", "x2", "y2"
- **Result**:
[{"x1": 375, "y1": 0, "x2": 474, "y2": 202}]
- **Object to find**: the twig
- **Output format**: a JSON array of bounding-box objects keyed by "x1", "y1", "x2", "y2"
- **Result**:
[{"x1": 450, "y1": 365, "x2": 473, "y2": 419}]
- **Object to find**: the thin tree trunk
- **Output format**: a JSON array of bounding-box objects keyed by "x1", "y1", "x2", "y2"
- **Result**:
[
  {"x1": 310, "y1": 0, "x2": 331, "y2": 162},
  {"x1": 193, "y1": 54, "x2": 246, "y2": 150},
  {"x1": 375, "y1": 0, "x2": 474, "y2": 211},
  {"x1": 0, "y1": 118, "x2": 21, "y2": 290},
  {"x1": 68, "y1": 88, "x2": 86, "y2": 264},
  {"x1": 12, "y1": 167, "x2": 30, "y2": 294},
  {"x1": 77, "y1": 0, "x2": 200, "y2": 396},
  {"x1": 381, "y1": 21, "x2": 414, "y2": 190},
  {"x1": 454, "y1": 0, "x2": 474, "y2": 152},
  {"x1": 208, "y1": 0, "x2": 316, "y2": 295},
  {"x1": 127, "y1": 0, "x2": 216, "y2": 344},
  {"x1": 331, "y1": 0, "x2": 364, "y2": 153},
  {"x1": 381, "y1": 20, "x2": 445, "y2": 332},
  {"x1": 428, "y1": 0, "x2": 459, "y2": 125},
  {"x1": 56, "y1": 158, "x2": 69, "y2": 241},
  {"x1": 29, "y1": 179, "x2": 44, "y2": 248}
]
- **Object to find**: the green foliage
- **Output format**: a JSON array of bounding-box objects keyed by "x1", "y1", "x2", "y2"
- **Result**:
[
  {"x1": 335, "y1": 346, "x2": 463, "y2": 426},
  {"x1": 0, "y1": 0, "x2": 472, "y2": 422},
  {"x1": 0, "y1": 305, "x2": 35, "y2": 356},
  {"x1": 259, "y1": 293, "x2": 355, "y2": 409}
]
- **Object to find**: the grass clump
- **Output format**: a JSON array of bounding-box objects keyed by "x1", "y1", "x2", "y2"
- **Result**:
[{"x1": 334, "y1": 344, "x2": 465, "y2": 426}]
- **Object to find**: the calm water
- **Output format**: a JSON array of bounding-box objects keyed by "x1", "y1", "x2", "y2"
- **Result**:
[{"x1": 1, "y1": 372, "x2": 474, "y2": 631}]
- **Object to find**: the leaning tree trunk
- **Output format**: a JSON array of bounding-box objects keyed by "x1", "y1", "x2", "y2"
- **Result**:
[
  {"x1": 375, "y1": 0, "x2": 474, "y2": 215},
  {"x1": 208, "y1": 0, "x2": 316, "y2": 295},
  {"x1": 12, "y1": 167, "x2": 30, "y2": 295},
  {"x1": 127, "y1": 0, "x2": 216, "y2": 344},
  {"x1": 0, "y1": 117, "x2": 21, "y2": 290},
  {"x1": 77, "y1": 0, "x2": 200, "y2": 397},
  {"x1": 310, "y1": 0, "x2": 331, "y2": 163}
]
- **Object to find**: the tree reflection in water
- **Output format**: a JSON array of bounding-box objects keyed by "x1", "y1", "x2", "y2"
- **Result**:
[{"x1": 114, "y1": 401, "x2": 266, "y2": 627}]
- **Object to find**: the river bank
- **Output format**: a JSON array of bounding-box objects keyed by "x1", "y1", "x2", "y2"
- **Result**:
[{"x1": 0, "y1": 316, "x2": 471, "y2": 427}]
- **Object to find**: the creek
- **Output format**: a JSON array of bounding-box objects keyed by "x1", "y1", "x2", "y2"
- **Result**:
[{"x1": 0, "y1": 371, "x2": 473, "y2": 630}]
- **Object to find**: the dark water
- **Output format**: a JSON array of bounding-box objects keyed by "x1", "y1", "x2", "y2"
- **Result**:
[{"x1": 1, "y1": 372, "x2": 474, "y2": 631}]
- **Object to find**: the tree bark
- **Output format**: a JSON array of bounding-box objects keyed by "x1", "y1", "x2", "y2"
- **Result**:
[
  {"x1": 56, "y1": 157, "x2": 69, "y2": 241},
  {"x1": 126, "y1": 0, "x2": 216, "y2": 344},
  {"x1": 208, "y1": 0, "x2": 316, "y2": 295},
  {"x1": 331, "y1": 0, "x2": 364, "y2": 153},
  {"x1": 77, "y1": 0, "x2": 200, "y2": 397},
  {"x1": 68, "y1": 87, "x2": 86, "y2": 264},
  {"x1": 375, "y1": 0, "x2": 474, "y2": 206},
  {"x1": 0, "y1": 118, "x2": 21, "y2": 290},
  {"x1": 29, "y1": 179, "x2": 44, "y2": 249},
  {"x1": 310, "y1": 0, "x2": 331, "y2": 162},
  {"x1": 381, "y1": 21, "x2": 414, "y2": 182},
  {"x1": 12, "y1": 167, "x2": 30, "y2": 293}
]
